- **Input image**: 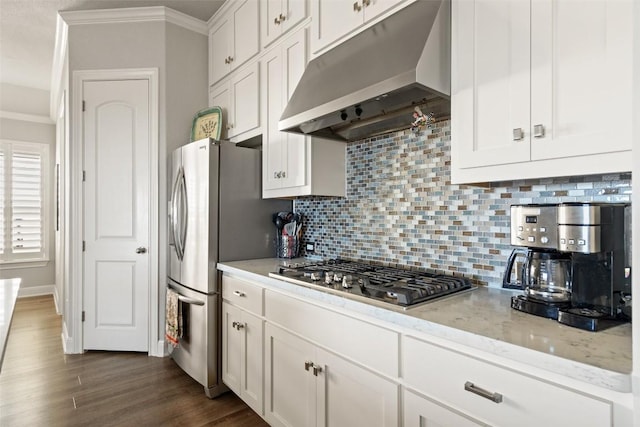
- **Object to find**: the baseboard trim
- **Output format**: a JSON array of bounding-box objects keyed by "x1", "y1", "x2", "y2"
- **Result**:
[
  {"x1": 152, "y1": 340, "x2": 167, "y2": 357},
  {"x1": 61, "y1": 322, "x2": 75, "y2": 354},
  {"x1": 18, "y1": 284, "x2": 55, "y2": 298}
]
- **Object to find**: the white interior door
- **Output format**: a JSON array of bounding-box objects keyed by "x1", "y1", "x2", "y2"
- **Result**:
[{"x1": 83, "y1": 79, "x2": 150, "y2": 352}]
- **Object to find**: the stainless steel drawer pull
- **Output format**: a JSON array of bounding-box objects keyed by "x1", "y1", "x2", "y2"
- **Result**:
[
  {"x1": 533, "y1": 124, "x2": 545, "y2": 138},
  {"x1": 464, "y1": 381, "x2": 503, "y2": 403},
  {"x1": 304, "y1": 361, "x2": 313, "y2": 371},
  {"x1": 512, "y1": 128, "x2": 524, "y2": 141},
  {"x1": 233, "y1": 290, "x2": 246, "y2": 297}
]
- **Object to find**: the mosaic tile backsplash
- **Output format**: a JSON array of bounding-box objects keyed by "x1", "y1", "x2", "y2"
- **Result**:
[{"x1": 294, "y1": 120, "x2": 632, "y2": 287}]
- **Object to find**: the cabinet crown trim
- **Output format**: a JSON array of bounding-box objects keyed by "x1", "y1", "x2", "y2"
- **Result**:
[{"x1": 60, "y1": 6, "x2": 208, "y2": 35}]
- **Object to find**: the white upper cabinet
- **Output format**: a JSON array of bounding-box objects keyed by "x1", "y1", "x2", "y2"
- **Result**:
[
  {"x1": 261, "y1": 29, "x2": 346, "y2": 198},
  {"x1": 451, "y1": 0, "x2": 633, "y2": 184},
  {"x1": 210, "y1": 61, "x2": 260, "y2": 142},
  {"x1": 261, "y1": 0, "x2": 308, "y2": 48},
  {"x1": 209, "y1": 0, "x2": 260, "y2": 86},
  {"x1": 311, "y1": 0, "x2": 410, "y2": 54}
]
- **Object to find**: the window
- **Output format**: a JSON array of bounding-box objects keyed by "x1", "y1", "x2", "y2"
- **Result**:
[{"x1": 0, "y1": 140, "x2": 49, "y2": 264}]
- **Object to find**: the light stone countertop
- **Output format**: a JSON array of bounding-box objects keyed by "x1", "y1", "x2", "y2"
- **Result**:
[
  {"x1": 217, "y1": 258, "x2": 632, "y2": 393},
  {"x1": 0, "y1": 278, "x2": 21, "y2": 372}
]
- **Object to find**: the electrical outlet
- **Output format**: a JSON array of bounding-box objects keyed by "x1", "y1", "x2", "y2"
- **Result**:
[{"x1": 306, "y1": 242, "x2": 315, "y2": 253}]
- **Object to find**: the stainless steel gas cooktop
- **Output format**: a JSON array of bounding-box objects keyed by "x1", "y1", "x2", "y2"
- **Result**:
[{"x1": 269, "y1": 259, "x2": 474, "y2": 310}]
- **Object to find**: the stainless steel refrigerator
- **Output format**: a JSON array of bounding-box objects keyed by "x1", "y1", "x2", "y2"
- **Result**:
[{"x1": 167, "y1": 138, "x2": 290, "y2": 398}]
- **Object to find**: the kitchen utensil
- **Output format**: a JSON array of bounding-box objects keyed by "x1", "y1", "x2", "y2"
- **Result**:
[{"x1": 284, "y1": 221, "x2": 297, "y2": 236}]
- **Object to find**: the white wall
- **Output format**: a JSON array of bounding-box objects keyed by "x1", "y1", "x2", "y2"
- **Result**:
[
  {"x1": 0, "y1": 83, "x2": 56, "y2": 295},
  {"x1": 64, "y1": 19, "x2": 207, "y2": 353}
]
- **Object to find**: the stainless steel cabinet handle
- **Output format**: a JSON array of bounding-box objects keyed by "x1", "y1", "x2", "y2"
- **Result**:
[
  {"x1": 533, "y1": 124, "x2": 545, "y2": 138},
  {"x1": 281, "y1": 171, "x2": 286, "y2": 178},
  {"x1": 279, "y1": 13, "x2": 286, "y2": 22},
  {"x1": 464, "y1": 381, "x2": 503, "y2": 403},
  {"x1": 232, "y1": 321, "x2": 239, "y2": 329},
  {"x1": 353, "y1": 2, "x2": 362, "y2": 12},
  {"x1": 177, "y1": 295, "x2": 205, "y2": 306},
  {"x1": 362, "y1": 0, "x2": 371, "y2": 6},
  {"x1": 304, "y1": 361, "x2": 313, "y2": 371},
  {"x1": 312, "y1": 364, "x2": 322, "y2": 376},
  {"x1": 228, "y1": 56, "x2": 234, "y2": 63},
  {"x1": 274, "y1": 16, "x2": 281, "y2": 24},
  {"x1": 233, "y1": 290, "x2": 246, "y2": 297},
  {"x1": 136, "y1": 247, "x2": 147, "y2": 254},
  {"x1": 513, "y1": 128, "x2": 524, "y2": 141}
]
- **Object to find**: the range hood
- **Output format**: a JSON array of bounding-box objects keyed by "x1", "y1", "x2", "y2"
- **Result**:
[{"x1": 279, "y1": 0, "x2": 450, "y2": 142}]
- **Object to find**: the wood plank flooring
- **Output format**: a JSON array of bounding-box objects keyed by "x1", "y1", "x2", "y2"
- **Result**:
[{"x1": 0, "y1": 296, "x2": 269, "y2": 427}]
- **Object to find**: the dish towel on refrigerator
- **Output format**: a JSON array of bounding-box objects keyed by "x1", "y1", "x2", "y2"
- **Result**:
[{"x1": 165, "y1": 288, "x2": 181, "y2": 348}]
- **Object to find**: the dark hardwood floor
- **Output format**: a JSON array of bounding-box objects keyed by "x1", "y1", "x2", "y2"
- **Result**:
[{"x1": 0, "y1": 296, "x2": 269, "y2": 427}]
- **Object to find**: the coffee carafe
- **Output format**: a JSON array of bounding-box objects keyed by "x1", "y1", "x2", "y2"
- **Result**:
[{"x1": 503, "y1": 248, "x2": 572, "y2": 302}]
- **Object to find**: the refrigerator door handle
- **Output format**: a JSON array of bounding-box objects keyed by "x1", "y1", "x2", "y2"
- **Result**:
[
  {"x1": 177, "y1": 295, "x2": 205, "y2": 306},
  {"x1": 170, "y1": 168, "x2": 184, "y2": 260},
  {"x1": 178, "y1": 169, "x2": 188, "y2": 258}
]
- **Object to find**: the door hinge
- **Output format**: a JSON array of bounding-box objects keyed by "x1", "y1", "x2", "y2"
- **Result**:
[
  {"x1": 83, "y1": 170, "x2": 86, "y2": 182},
  {"x1": 82, "y1": 241, "x2": 86, "y2": 252},
  {"x1": 82, "y1": 100, "x2": 86, "y2": 112},
  {"x1": 82, "y1": 311, "x2": 85, "y2": 322}
]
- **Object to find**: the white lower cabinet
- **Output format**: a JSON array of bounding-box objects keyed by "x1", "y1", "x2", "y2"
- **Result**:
[
  {"x1": 402, "y1": 336, "x2": 613, "y2": 427},
  {"x1": 403, "y1": 389, "x2": 484, "y2": 427},
  {"x1": 221, "y1": 301, "x2": 263, "y2": 416},
  {"x1": 264, "y1": 322, "x2": 400, "y2": 427}
]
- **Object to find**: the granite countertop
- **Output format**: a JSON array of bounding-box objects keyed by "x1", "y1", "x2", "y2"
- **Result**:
[
  {"x1": 217, "y1": 258, "x2": 632, "y2": 393},
  {"x1": 0, "y1": 278, "x2": 21, "y2": 372}
]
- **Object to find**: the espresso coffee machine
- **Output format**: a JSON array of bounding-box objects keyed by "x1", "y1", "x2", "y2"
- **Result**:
[{"x1": 503, "y1": 203, "x2": 631, "y2": 331}]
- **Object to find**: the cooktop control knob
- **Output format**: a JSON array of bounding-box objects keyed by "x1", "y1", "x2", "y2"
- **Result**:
[
  {"x1": 333, "y1": 272, "x2": 343, "y2": 282},
  {"x1": 310, "y1": 271, "x2": 321, "y2": 281},
  {"x1": 325, "y1": 271, "x2": 334, "y2": 284},
  {"x1": 342, "y1": 275, "x2": 353, "y2": 289}
]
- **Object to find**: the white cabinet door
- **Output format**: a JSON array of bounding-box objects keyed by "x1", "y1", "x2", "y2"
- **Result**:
[
  {"x1": 452, "y1": 0, "x2": 531, "y2": 168},
  {"x1": 263, "y1": 48, "x2": 285, "y2": 191},
  {"x1": 263, "y1": 29, "x2": 308, "y2": 192},
  {"x1": 222, "y1": 301, "x2": 264, "y2": 416},
  {"x1": 211, "y1": 62, "x2": 260, "y2": 141},
  {"x1": 209, "y1": 82, "x2": 231, "y2": 140},
  {"x1": 232, "y1": 0, "x2": 260, "y2": 71},
  {"x1": 316, "y1": 347, "x2": 399, "y2": 427},
  {"x1": 451, "y1": 0, "x2": 633, "y2": 183},
  {"x1": 265, "y1": 323, "x2": 316, "y2": 427},
  {"x1": 529, "y1": 0, "x2": 633, "y2": 161},
  {"x1": 229, "y1": 62, "x2": 260, "y2": 138},
  {"x1": 312, "y1": 0, "x2": 363, "y2": 53},
  {"x1": 209, "y1": 0, "x2": 259, "y2": 86},
  {"x1": 209, "y1": 16, "x2": 231, "y2": 86},
  {"x1": 222, "y1": 301, "x2": 242, "y2": 393},
  {"x1": 403, "y1": 389, "x2": 484, "y2": 427},
  {"x1": 262, "y1": 0, "x2": 307, "y2": 47}
]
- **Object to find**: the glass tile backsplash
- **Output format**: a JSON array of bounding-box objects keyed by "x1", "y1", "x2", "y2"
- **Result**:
[{"x1": 294, "y1": 120, "x2": 631, "y2": 287}]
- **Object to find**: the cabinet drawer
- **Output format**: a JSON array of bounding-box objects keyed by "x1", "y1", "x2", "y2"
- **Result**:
[
  {"x1": 222, "y1": 275, "x2": 263, "y2": 315},
  {"x1": 402, "y1": 336, "x2": 612, "y2": 427},
  {"x1": 265, "y1": 290, "x2": 399, "y2": 378}
]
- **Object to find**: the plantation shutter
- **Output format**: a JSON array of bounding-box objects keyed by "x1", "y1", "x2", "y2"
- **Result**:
[
  {"x1": 0, "y1": 141, "x2": 47, "y2": 263},
  {"x1": 11, "y1": 149, "x2": 43, "y2": 255}
]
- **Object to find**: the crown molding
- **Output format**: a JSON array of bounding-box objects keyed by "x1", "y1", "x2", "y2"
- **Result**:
[
  {"x1": 0, "y1": 111, "x2": 55, "y2": 125},
  {"x1": 60, "y1": 6, "x2": 208, "y2": 35}
]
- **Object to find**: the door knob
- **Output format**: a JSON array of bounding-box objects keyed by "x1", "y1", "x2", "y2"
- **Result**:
[{"x1": 136, "y1": 247, "x2": 147, "y2": 254}]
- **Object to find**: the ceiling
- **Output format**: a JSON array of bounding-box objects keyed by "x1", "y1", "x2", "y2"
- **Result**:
[{"x1": 0, "y1": 0, "x2": 225, "y2": 92}]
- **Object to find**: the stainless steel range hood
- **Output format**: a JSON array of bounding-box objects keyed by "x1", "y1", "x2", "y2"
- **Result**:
[{"x1": 279, "y1": 0, "x2": 450, "y2": 142}]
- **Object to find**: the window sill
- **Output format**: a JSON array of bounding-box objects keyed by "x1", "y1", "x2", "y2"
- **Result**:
[{"x1": 0, "y1": 259, "x2": 50, "y2": 269}]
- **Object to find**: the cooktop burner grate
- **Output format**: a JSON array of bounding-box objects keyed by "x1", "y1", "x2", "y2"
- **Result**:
[{"x1": 271, "y1": 259, "x2": 474, "y2": 309}]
